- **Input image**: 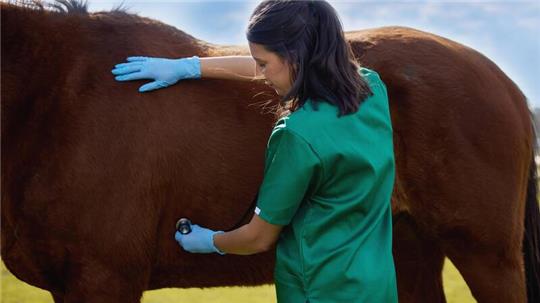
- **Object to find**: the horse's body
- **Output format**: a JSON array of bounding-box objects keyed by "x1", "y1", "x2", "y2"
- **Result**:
[{"x1": 2, "y1": 3, "x2": 538, "y2": 303}]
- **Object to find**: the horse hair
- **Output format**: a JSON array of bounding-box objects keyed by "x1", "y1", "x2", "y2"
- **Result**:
[{"x1": 6, "y1": 0, "x2": 129, "y2": 14}]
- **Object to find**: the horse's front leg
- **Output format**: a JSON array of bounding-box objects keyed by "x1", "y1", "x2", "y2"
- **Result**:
[{"x1": 61, "y1": 258, "x2": 148, "y2": 303}]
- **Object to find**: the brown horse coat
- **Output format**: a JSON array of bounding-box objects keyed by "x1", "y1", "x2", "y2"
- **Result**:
[{"x1": 2, "y1": 3, "x2": 539, "y2": 303}]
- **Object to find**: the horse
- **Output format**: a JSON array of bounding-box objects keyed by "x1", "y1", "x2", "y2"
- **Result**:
[{"x1": 2, "y1": 2, "x2": 538, "y2": 302}]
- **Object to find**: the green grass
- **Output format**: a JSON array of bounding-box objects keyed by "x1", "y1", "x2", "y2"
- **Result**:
[{"x1": 1, "y1": 259, "x2": 474, "y2": 302}]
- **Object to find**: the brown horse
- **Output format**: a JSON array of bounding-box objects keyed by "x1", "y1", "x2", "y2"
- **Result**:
[{"x1": 2, "y1": 2, "x2": 539, "y2": 303}]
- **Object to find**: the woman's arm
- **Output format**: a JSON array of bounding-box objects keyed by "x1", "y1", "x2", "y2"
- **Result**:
[
  {"x1": 112, "y1": 55, "x2": 260, "y2": 92},
  {"x1": 213, "y1": 214, "x2": 282, "y2": 255},
  {"x1": 200, "y1": 56, "x2": 260, "y2": 82},
  {"x1": 174, "y1": 214, "x2": 282, "y2": 256}
]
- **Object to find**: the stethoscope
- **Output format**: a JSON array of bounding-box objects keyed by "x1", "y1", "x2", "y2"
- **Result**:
[
  {"x1": 175, "y1": 192, "x2": 259, "y2": 235},
  {"x1": 175, "y1": 218, "x2": 192, "y2": 235}
]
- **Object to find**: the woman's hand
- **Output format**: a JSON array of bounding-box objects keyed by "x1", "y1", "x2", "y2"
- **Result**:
[
  {"x1": 111, "y1": 56, "x2": 201, "y2": 92},
  {"x1": 174, "y1": 215, "x2": 282, "y2": 256},
  {"x1": 175, "y1": 224, "x2": 225, "y2": 255}
]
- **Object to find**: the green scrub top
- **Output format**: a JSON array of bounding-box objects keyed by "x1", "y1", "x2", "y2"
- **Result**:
[{"x1": 255, "y1": 67, "x2": 397, "y2": 303}]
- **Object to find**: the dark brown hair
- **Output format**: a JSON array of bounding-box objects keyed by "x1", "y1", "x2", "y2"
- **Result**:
[{"x1": 246, "y1": 0, "x2": 372, "y2": 117}]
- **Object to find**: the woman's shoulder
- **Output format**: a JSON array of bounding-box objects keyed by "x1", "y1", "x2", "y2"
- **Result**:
[
  {"x1": 270, "y1": 100, "x2": 336, "y2": 143},
  {"x1": 358, "y1": 66, "x2": 378, "y2": 76},
  {"x1": 358, "y1": 66, "x2": 386, "y2": 90},
  {"x1": 289, "y1": 99, "x2": 336, "y2": 122}
]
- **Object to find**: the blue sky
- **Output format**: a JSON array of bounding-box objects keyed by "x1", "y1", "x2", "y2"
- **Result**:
[{"x1": 88, "y1": 0, "x2": 540, "y2": 108}]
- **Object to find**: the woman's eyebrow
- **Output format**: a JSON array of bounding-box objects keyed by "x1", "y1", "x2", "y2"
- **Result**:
[{"x1": 253, "y1": 57, "x2": 266, "y2": 63}]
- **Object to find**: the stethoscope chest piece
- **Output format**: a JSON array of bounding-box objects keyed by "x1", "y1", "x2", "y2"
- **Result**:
[{"x1": 176, "y1": 218, "x2": 192, "y2": 235}]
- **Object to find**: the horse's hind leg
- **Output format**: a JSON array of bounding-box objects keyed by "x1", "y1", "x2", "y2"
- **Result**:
[
  {"x1": 445, "y1": 241, "x2": 525, "y2": 303},
  {"x1": 393, "y1": 213, "x2": 446, "y2": 303}
]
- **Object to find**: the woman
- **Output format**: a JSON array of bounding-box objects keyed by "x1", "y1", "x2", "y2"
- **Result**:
[{"x1": 111, "y1": 1, "x2": 397, "y2": 302}]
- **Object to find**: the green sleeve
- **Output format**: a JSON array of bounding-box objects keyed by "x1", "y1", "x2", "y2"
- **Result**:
[{"x1": 255, "y1": 122, "x2": 322, "y2": 226}]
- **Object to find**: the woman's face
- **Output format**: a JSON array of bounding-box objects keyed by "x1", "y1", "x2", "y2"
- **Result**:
[{"x1": 248, "y1": 42, "x2": 293, "y2": 96}]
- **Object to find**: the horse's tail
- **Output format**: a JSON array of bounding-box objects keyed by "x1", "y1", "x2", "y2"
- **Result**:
[{"x1": 524, "y1": 118, "x2": 540, "y2": 303}]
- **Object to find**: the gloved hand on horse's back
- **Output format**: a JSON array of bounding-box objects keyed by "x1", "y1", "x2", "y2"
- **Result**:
[{"x1": 111, "y1": 56, "x2": 201, "y2": 92}]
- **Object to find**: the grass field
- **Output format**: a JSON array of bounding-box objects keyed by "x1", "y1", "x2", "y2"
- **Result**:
[{"x1": 1, "y1": 258, "x2": 475, "y2": 302}]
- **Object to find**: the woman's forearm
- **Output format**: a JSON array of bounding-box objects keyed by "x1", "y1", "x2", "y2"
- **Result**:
[
  {"x1": 213, "y1": 224, "x2": 263, "y2": 255},
  {"x1": 213, "y1": 214, "x2": 282, "y2": 255},
  {"x1": 200, "y1": 56, "x2": 259, "y2": 81}
]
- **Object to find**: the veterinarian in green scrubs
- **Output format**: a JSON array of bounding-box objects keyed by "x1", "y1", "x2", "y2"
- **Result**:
[
  {"x1": 254, "y1": 67, "x2": 396, "y2": 302},
  {"x1": 112, "y1": 1, "x2": 397, "y2": 302}
]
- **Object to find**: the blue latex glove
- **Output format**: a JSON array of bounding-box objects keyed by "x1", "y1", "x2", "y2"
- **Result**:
[
  {"x1": 111, "y1": 56, "x2": 201, "y2": 92},
  {"x1": 175, "y1": 224, "x2": 225, "y2": 255}
]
